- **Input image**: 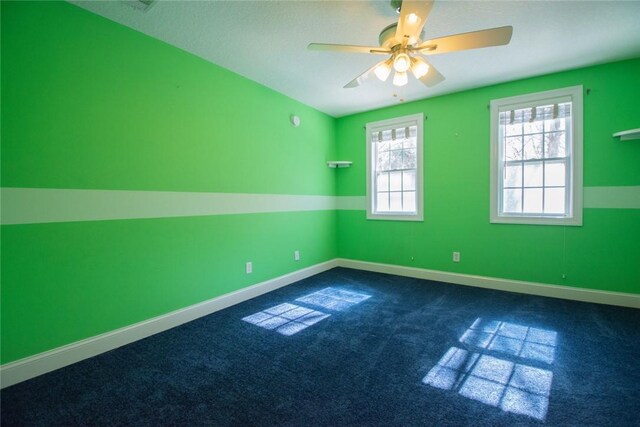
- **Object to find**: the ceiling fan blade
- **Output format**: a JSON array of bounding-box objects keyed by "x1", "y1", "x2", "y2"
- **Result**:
[
  {"x1": 417, "y1": 60, "x2": 445, "y2": 87},
  {"x1": 395, "y1": 1, "x2": 435, "y2": 46},
  {"x1": 344, "y1": 60, "x2": 387, "y2": 88},
  {"x1": 308, "y1": 43, "x2": 390, "y2": 55},
  {"x1": 413, "y1": 26, "x2": 513, "y2": 55}
]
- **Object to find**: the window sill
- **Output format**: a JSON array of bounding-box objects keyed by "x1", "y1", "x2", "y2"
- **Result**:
[
  {"x1": 490, "y1": 215, "x2": 582, "y2": 226},
  {"x1": 367, "y1": 213, "x2": 424, "y2": 222}
]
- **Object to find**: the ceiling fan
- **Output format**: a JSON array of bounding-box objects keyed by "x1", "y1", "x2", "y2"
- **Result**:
[{"x1": 308, "y1": 0, "x2": 513, "y2": 89}]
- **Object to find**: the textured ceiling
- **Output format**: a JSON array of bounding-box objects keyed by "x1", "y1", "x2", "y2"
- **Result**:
[{"x1": 71, "y1": 1, "x2": 640, "y2": 117}]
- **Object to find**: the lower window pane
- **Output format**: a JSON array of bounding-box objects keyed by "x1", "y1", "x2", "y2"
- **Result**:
[
  {"x1": 523, "y1": 188, "x2": 543, "y2": 213},
  {"x1": 403, "y1": 170, "x2": 416, "y2": 191},
  {"x1": 377, "y1": 192, "x2": 389, "y2": 212},
  {"x1": 390, "y1": 192, "x2": 402, "y2": 211},
  {"x1": 503, "y1": 189, "x2": 522, "y2": 213},
  {"x1": 524, "y1": 162, "x2": 543, "y2": 187},
  {"x1": 403, "y1": 191, "x2": 416, "y2": 212},
  {"x1": 545, "y1": 161, "x2": 565, "y2": 187},
  {"x1": 389, "y1": 171, "x2": 402, "y2": 191},
  {"x1": 505, "y1": 164, "x2": 522, "y2": 187},
  {"x1": 377, "y1": 172, "x2": 389, "y2": 192},
  {"x1": 544, "y1": 188, "x2": 566, "y2": 214}
]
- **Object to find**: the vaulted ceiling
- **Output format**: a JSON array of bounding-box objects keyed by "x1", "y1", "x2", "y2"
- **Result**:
[{"x1": 72, "y1": 1, "x2": 640, "y2": 117}]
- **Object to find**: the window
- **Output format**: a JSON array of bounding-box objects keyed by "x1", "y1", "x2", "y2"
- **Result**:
[
  {"x1": 490, "y1": 86, "x2": 583, "y2": 225},
  {"x1": 366, "y1": 113, "x2": 423, "y2": 221}
]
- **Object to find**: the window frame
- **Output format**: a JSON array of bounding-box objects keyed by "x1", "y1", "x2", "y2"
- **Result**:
[
  {"x1": 366, "y1": 112, "x2": 424, "y2": 221},
  {"x1": 490, "y1": 86, "x2": 583, "y2": 226}
]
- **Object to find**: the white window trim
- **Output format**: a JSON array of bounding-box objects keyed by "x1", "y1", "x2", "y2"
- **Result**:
[
  {"x1": 366, "y1": 112, "x2": 424, "y2": 221},
  {"x1": 490, "y1": 85, "x2": 583, "y2": 226}
]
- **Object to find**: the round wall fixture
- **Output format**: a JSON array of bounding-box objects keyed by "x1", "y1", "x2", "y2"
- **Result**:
[{"x1": 290, "y1": 115, "x2": 301, "y2": 127}]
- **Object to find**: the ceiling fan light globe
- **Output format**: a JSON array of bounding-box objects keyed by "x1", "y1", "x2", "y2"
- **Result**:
[
  {"x1": 392, "y1": 71, "x2": 408, "y2": 87},
  {"x1": 393, "y1": 53, "x2": 411, "y2": 72},
  {"x1": 374, "y1": 59, "x2": 393, "y2": 81},
  {"x1": 410, "y1": 57, "x2": 430, "y2": 79}
]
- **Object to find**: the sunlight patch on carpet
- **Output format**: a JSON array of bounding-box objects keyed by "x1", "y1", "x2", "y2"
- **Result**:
[
  {"x1": 423, "y1": 348, "x2": 552, "y2": 420},
  {"x1": 295, "y1": 287, "x2": 371, "y2": 311},
  {"x1": 460, "y1": 318, "x2": 557, "y2": 364},
  {"x1": 423, "y1": 318, "x2": 557, "y2": 421},
  {"x1": 243, "y1": 303, "x2": 330, "y2": 336}
]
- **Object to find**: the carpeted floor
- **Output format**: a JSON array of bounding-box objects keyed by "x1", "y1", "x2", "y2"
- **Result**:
[{"x1": 2, "y1": 267, "x2": 639, "y2": 426}]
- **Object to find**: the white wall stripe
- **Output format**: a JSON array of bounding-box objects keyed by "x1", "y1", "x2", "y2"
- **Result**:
[
  {"x1": 583, "y1": 186, "x2": 640, "y2": 209},
  {"x1": 335, "y1": 196, "x2": 366, "y2": 210},
  {"x1": 1, "y1": 186, "x2": 637, "y2": 225},
  {"x1": 0, "y1": 188, "x2": 336, "y2": 225}
]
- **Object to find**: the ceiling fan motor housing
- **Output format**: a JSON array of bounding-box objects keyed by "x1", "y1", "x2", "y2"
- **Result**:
[{"x1": 379, "y1": 23, "x2": 424, "y2": 49}]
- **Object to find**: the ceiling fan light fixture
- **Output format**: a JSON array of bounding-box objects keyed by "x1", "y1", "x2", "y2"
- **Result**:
[
  {"x1": 309, "y1": 1, "x2": 513, "y2": 90},
  {"x1": 392, "y1": 71, "x2": 408, "y2": 87},
  {"x1": 374, "y1": 59, "x2": 393, "y2": 81},
  {"x1": 393, "y1": 53, "x2": 410, "y2": 72},
  {"x1": 410, "y1": 56, "x2": 430, "y2": 79}
]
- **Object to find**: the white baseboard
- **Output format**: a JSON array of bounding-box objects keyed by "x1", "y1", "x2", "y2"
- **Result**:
[
  {"x1": 336, "y1": 258, "x2": 640, "y2": 309},
  {"x1": 3, "y1": 257, "x2": 637, "y2": 389},
  {"x1": 0, "y1": 259, "x2": 339, "y2": 389}
]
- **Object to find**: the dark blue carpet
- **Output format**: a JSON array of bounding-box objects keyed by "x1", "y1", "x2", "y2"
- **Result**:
[{"x1": 2, "y1": 267, "x2": 639, "y2": 426}]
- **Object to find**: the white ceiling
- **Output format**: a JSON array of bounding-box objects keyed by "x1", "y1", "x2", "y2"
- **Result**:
[{"x1": 72, "y1": 0, "x2": 640, "y2": 117}]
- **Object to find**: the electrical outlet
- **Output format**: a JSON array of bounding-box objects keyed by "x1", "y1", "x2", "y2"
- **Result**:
[
  {"x1": 246, "y1": 261, "x2": 252, "y2": 274},
  {"x1": 294, "y1": 250, "x2": 300, "y2": 261},
  {"x1": 453, "y1": 252, "x2": 460, "y2": 263}
]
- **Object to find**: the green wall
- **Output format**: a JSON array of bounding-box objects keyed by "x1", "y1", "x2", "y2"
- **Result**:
[
  {"x1": 1, "y1": 1, "x2": 337, "y2": 363},
  {"x1": 1, "y1": 2, "x2": 335, "y2": 194},
  {"x1": 335, "y1": 58, "x2": 640, "y2": 294},
  {"x1": 1, "y1": 1, "x2": 638, "y2": 366}
]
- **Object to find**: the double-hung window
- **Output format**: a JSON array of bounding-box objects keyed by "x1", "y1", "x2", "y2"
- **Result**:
[
  {"x1": 366, "y1": 113, "x2": 424, "y2": 221},
  {"x1": 490, "y1": 86, "x2": 583, "y2": 225}
]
